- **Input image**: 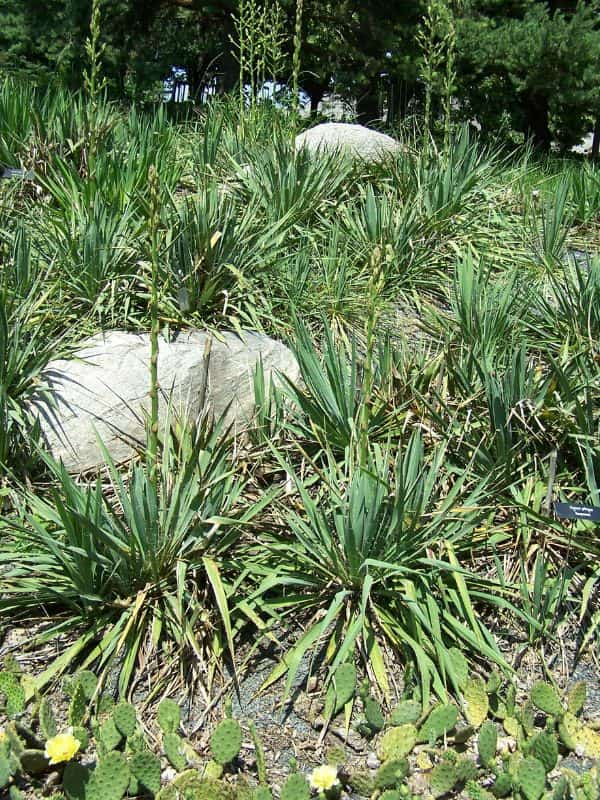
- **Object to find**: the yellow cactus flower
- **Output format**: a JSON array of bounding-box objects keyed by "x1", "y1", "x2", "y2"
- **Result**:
[
  {"x1": 44, "y1": 730, "x2": 81, "y2": 765},
  {"x1": 309, "y1": 764, "x2": 340, "y2": 792}
]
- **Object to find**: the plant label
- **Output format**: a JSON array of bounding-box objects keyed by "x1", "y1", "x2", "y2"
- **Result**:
[{"x1": 554, "y1": 502, "x2": 600, "y2": 522}]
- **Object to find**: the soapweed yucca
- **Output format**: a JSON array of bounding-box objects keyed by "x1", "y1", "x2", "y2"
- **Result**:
[
  {"x1": 0, "y1": 418, "x2": 266, "y2": 696},
  {"x1": 258, "y1": 435, "x2": 511, "y2": 705}
]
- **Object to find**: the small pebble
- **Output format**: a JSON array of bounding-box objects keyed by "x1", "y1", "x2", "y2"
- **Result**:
[
  {"x1": 162, "y1": 767, "x2": 177, "y2": 782},
  {"x1": 366, "y1": 752, "x2": 380, "y2": 769}
]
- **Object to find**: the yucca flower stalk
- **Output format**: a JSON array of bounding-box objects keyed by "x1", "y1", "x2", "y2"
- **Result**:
[{"x1": 147, "y1": 165, "x2": 160, "y2": 485}]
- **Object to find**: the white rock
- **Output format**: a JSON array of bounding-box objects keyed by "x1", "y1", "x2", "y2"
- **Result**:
[
  {"x1": 295, "y1": 123, "x2": 402, "y2": 163},
  {"x1": 33, "y1": 329, "x2": 299, "y2": 472}
]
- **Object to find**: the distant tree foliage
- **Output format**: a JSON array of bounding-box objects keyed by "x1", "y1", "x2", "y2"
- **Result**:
[{"x1": 0, "y1": 0, "x2": 598, "y2": 149}]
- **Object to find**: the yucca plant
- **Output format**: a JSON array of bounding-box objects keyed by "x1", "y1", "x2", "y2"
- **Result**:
[
  {"x1": 0, "y1": 78, "x2": 35, "y2": 167},
  {"x1": 0, "y1": 230, "x2": 61, "y2": 475},
  {"x1": 280, "y1": 320, "x2": 406, "y2": 455},
  {"x1": 257, "y1": 435, "x2": 512, "y2": 706},
  {"x1": 231, "y1": 139, "x2": 351, "y2": 226},
  {"x1": 527, "y1": 255, "x2": 600, "y2": 351},
  {"x1": 414, "y1": 125, "x2": 498, "y2": 226},
  {"x1": 0, "y1": 417, "x2": 266, "y2": 697},
  {"x1": 528, "y1": 175, "x2": 573, "y2": 267},
  {"x1": 567, "y1": 162, "x2": 600, "y2": 225}
]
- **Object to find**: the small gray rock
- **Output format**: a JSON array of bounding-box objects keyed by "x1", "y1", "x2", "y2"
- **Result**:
[{"x1": 295, "y1": 123, "x2": 401, "y2": 163}]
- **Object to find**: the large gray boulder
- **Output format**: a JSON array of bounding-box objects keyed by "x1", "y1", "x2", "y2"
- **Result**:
[
  {"x1": 33, "y1": 329, "x2": 299, "y2": 473},
  {"x1": 295, "y1": 123, "x2": 401, "y2": 163}
]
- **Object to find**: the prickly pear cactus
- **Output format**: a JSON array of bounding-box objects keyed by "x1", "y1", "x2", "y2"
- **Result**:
[
  {"x1": 491, "y1": 769, "x2": 513, "y2": 798},
  {"x1": 517, "y1": 757, "x2": 546, "y2": 800},
  {"x1": 280, "y1": 772, "x2": 310, "y2": 800},
  {"x1": 210, "y1": 719, "x2": 242, "y2": 765},
  {"x1": 430, "y1": 761, "x2": 458, "y2": 798},
  {"x1": 331, "y1": 662, "x2": 357, "y2": 715},
  {"x1": 448, "y1": 647, "x2": 469, "y2": 690},
  {"x1": 63, "y1": 761, "x2": 92, "y2": 800},
  {"x1": 364, "y1": 696, "x2": 385, "y2": 732},
  {"x1": 157, "y1": 699, "x2": 181, "y2": 735},
  {"x1": 0, "y1": 672, "x2": 26, "y2": 717},
  {"x1": 76, "y1": 671, "x2": 98, "y2": 701},
  {"x1": 203, "y1": 760, "x2": 224, "y2": 780},
  {"x1": 375, "y1": 758, "x2": 408, "y2": 789},
  {"x1": 463, "y1": 678, "x2": 489, "y2": 728},
  {"x1": 86, "y1": 752, "x2": 130, "y2": 800},
  {"x1": 68, "y1": 683, "x2": 87, "y2": 729},
  {"x1": 566, "y1": 682, "x2": 586, "y2": 716},
  {"x1": 530, "y1": 683, "x2": 563, "y2": 718},
  {"x1": 39, "y1": 698, "x2": 57, "y2": 740},
  {"x1": 349, "y1": 770, "x2": 375, "y2": 797},
  {"x1": 477, "y1": 721, "x2": 498, "y2": 767},
  {"x1": 130, "y1": 750, "x2": 161, "y2": 796},
  {"x1": 96, "y1": 717, "x2": 122, "y2": 753},
  {"x1": 253, "y1": 787, "x2": 273, "y2": 800},
  {"x1": 418, "y1": 703, "x2": 458, "y2": 743},
  {"x1": 379, "y1": 791, "x2": 401, "y2": 800},
  {"x1": 390, "y1": 700, "x2": 421, "y2": 726},
  {"x1": 164, "y1": 732, "x2": 187, "y2": 772},
  {"x1": 377, "y1": 724, "x2": 417, "y2": 761},
  {"x1": 529, "y1": 731, "x2": 558, "y2": 773},
  {"x1": 112, "y1": 703, "x2": 137, "y2": 739}
]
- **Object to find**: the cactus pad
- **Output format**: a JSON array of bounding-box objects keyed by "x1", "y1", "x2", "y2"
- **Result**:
[
  {"x1": 331, "y1": 662, "x2": 356, "y2": 714},
  {"x1": 157, "y1": 699, "x2": 181, "y2": 734},
  {"x1": 530, "y1": 731, "x2": 558, "y2": 773},
  {"x1": 490, "y1": 769, "x2": 512, "y2": 798},
  {"x1": 97, "y1": 717, "x2": 122, "y2": 752},
  {"x1": 375, "y1": 758, "x2": 408, "y2": 789},
  {"x1": 430, "y1": 761, "x2": 458, "y2": 798},
  {"x1": 68, "y1": 684, "x2": 87, "y2": 729},
  {"x1": 349, "y1": 769, "x2": 375, "y2": 797},
  {"x1": 76, "y1": 671, "x2": 98, "y2": 701},
  {"x1": 477, "y1": 721, "x2": 498, "y2": 767},
  {"x1": 517, "y1": 757, "x2": 546, "y2": 800},
  {"x1": 113, "y1": 703, "x2": 137, "y2": 738},
  {"x1": 253, "y1": 788, "x2": 273, "y2": 800},
  {"x1": 210, "y1": 719, "x2": 242, "y2": 765},
  {"x1": 390, "y1": 700, "x2": 421, "y2": 726},
  {"x1": 530, "y1": 682, "x2": 563, "y2": 718},
  {"x1": 280, "y1": 772, "x2": 310, "y2": 800},
  {"x1": 418, "y1": 703, "x2": 458, "y2": 743},
  {"x1": 86, "y1": 752, "x2": 130, "y2": 800},
  {"x1": 566, "y1": 681, "x2": 586, "y2": 716},
  {"x1": 0, "y1": 672, "x2": 25, "y2": 718},
  {"x1": 448, "y1": 647, "x2": 469, "y2": 690},
  {"x1": 130, "y1": 750, "x2": 162, "y2": 796},
  {"x1": 464, "y1": 678, "x2": 489, "y2": 728},
  {"x1": 63, "y1": 762, "x2": 92, "y2": 800},
  {"x1": 39, "y1": 698, "x2": 57, "y2": 740},
  {"x1": 164, "y1": 732, "x2": 187, "y2": 772},
  {"x1": 377, "y1": 724, "x2": 417, "y2": 761},
  {"x1": 364, "y1": 696, "x2": 385, "y2": 732}
]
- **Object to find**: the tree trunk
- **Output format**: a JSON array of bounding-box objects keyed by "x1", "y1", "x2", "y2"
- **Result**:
[
  {"x1": 301, "y1": 78, "x2": 327, "y2": 115},
  {"x1": 356, "y1": 80, "x2": 381, "y2": 125},
  {"x1": 592, "y1": 119, "x2": 600, "y2": 161},
  {"x1": 524, "y1": 92, "x2": 551, "y2": 151}
]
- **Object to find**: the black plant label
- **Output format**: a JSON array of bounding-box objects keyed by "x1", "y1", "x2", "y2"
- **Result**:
[{"x1": 554, "y1": 502, "x2": 600, "y2": 523}]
